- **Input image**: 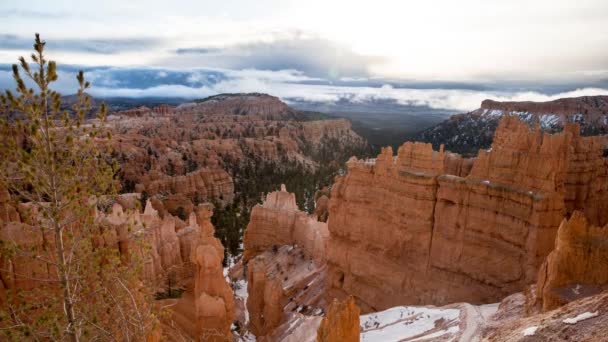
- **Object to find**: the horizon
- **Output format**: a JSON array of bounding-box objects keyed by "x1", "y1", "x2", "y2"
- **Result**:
[{"x1": 1, "y1": 0, "x2": 608, "y2": 111}]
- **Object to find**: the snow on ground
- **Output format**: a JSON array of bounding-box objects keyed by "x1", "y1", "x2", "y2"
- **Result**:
[
  {"x1": 234, "y1": 279, "x2": 248, "y2": 300},
  {"x1": 522, "y1": 326, "x2": 538, "y2": 336},
  {"x1": 563, "y1": 311, "x2": 598, "y2": 324},
  {"x1": 539, "y1": 114, "x2": 559, "y2": 128},
  {"x1": 238, "y1": 331, "x2": 256, "y2": 341},
  {"x1": 360, "y1": 306, "x2": 460, "y2": 341}
]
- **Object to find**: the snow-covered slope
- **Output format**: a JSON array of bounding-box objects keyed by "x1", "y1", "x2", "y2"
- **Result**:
[
  {"x1": 416, "y1": 96, "x2": 608, "y2": 155},
  {"x1": 360, "y1": 302, "x2": 499, "y2": 341}
]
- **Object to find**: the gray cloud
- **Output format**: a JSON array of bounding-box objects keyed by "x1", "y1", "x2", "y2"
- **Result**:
[
  {"x1": 0, "y1": 9, "x2": 68, "y2": 19},
  {"x1": 168, "y1": 37, "x2": 385, "y2": 80},
  {"x1": 0, "y1": 34, "x2": 162, "y2": 54}
]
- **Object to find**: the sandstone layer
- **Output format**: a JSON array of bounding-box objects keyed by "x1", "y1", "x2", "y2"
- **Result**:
[
  {"x1": 533, "y1": 211, "x2": 608, "y2": 312},
  {"x1": 243, "y1": 184, "x2": 329, "y2": 263},
  {"x1": 0, "y1": 193, "x2": 234, "y2": 341},
  {"x1": 190, "y1": 204, "x2": 236, "y2": 341},
  {"x1": 109, "y1": 93, "x2": 366, "y2": 218},
  {"x1": 316, "y1": 296, "x2": 360, "y2": 342},
  {"x1": 246, "y1": 245, "x2": 326, "y2": 339},
  {"x1": 326, "y1": 115, "x2": 608, "y2": 312}
]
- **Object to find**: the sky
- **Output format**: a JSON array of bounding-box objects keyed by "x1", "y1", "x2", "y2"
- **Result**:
[{"x1": 1, "y1": 0, "x2": 608, "y2": 111}]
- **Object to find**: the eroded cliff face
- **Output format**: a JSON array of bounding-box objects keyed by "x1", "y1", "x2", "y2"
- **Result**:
[
  {"x1": 246, "y1": 245, "x2": 326, "y2": 339},
  {"x1": 316, "y1": 296, "x2": 360, "y2": 342},
  {"x1": 532, "y1": 211, "x2": 608, "y2": 312},
  {"x1": 243, "y1": 185, "x2": 329, "y2": 263},
  {"x1": 326, "y1": 115, "x2": 606, "y2": 312},
  {"x1": 239, "y1": 185, "x2": 332, "y2": 340},
  {"x1": 190, "y1": 205, "x2": 236, "y2": 341},
  {"x1": 109, "y1": 94, "x2": 366, "y2": 219},
  {"x1": 564, "y1": 126, "x2": 608, "y2": 227},
  {"x1": 416, "y1": 95, "x2": 608, "y2": 155},
  {"x1": 0, "y1": 193, "x2": 234, "y2": 341}
]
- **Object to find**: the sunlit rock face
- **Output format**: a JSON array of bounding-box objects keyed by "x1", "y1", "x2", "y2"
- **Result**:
[
  {"x1": 243, "y1": 184, "x2": 329, "y2": 263},
  {"x1": 326, "y1": 115, "x2": 608, "y2": 312},
  {"x1": 316, "y1": 296, "x2": 360, "y2": 342},
  {"x1": 108, "y1": 93, "x2": 366, "y2": 219},
  {"x1": 246, "y1": 245, "x2": 327, "y2": 339},
  {"x1": 190, "y1": 204, "x2": 235, "y2": 341},
  {"x1": 417, "y1": 95, "x2": 608, "y2": 155},
  {"x1": 531, "y1": 211, "x2": 608, "y2": 312}
]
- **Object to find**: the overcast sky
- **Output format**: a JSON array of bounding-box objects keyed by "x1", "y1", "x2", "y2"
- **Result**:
[{"x1": 1, "y1": 0, "x2": 607, "y2": 110}]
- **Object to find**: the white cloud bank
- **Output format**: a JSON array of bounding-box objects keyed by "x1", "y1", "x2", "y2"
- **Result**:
[
  {"x1": 87, "y1": 76, "x2": 608, "y2": 112},
  {"x1": 2, "y1": 67, "x2": 606, "y2": 113}
]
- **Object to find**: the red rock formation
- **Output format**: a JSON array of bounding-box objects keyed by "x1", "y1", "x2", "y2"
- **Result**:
[
  {"x1": 246, "y1": 245, "x2": 326, "y2": 338},
  {"x1": 468, "y1": 115, "x2": 571, "y2": 193},
  {"x1": 326, "y1": 116, "x2": 591, "y2": 312},
  {"x1": 190, "y1": 204, "x2": 235, "y2": 341},
  {"x1": 563, "y1": 126, "x2": 608, "y2": 226},
  {"x1": 533, "y1": 211, "x2": 608, "y2": 311},
  {"x1": 108, "y1": 94, "x2": 365, "y2": 219},
  {"x1": 176, "y1": 93, "x2": 298, "y2": 120},
  {"x1": 484, "y1": 291, "x2": 608, "y2": 341},
  {"x1": 443, "y1": 152, "x2": 475, "y2": 177},
  {"x1": 480, "y1": 96, "x2": 608, "y2": 124},
  {"x1": 243, "y1": 185, "x2": 329, "y2": 263},
  {"x1": 0, "y1": 185, "x2": 20, "y2": 224},
  {"x1": 316, "y1": 296, "x2": 360, "y2": 342}
]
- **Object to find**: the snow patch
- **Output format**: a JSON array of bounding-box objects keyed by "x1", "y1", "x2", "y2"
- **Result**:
[
  {"x1": 360, "y1": 306, "x2": 460, "y2": 342},
  {"x1": 238, "y1": 331, "x2": 256, "y2": 341},
  {"x1": 485, "y1": 109, "x2": 503, "y2": 117},
  {"x1": 539, "y1": 114, "x2": 559, "y2": 128},
  {"x1": 563, "y1": 311, "x2": 598, "y2": 324},
  {"x1": 522, "y1": 326, "x2": 538, "y2": 336}
]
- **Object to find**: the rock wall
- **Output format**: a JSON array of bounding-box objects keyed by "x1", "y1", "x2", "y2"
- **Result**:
[
  {"x1": 326, "y1": 116, "x2": 604, "y2": 312},
  {"x1": 246, "y1": 246, "x2": 326, "y2": 338},
  {"x1": 533, "y1": 211, "x2": 608, "y2": 312},
  {"x1": 190, "y1": 204, "x2": 235, "y2": 341},
  {"x1": 480, "y1": 96, "x2": 608, "y2": 120},
  {"x1": 563, "y1": 126, "x2": 608, "y2": 226},
  {"x1": 243, "y1": 185, "x2": 329, "y2": 263},
  {"x1": 316, "y1": 296, "x2": 360, "y2": 342}
]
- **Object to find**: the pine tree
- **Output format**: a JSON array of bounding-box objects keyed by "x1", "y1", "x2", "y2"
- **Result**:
[{"x1": 0, "y1": 34, "x2": 158, "y2": 341}]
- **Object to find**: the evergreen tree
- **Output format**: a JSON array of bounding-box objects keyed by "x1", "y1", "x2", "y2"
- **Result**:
[{"x1": 0, "y1": 34, "x2": 158, "y2": 341}]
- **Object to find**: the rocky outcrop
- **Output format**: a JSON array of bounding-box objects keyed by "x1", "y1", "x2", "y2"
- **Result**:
[
  {"x1": 326, "y1": 115, "x2": 598, "y2": 312},
  {"x1": 109, "y1": 93, "x2": 366, "y2": 220},
  {"x1": 190, "y1": 204, "x2": 235, "y2": 341},
  {"x1": 564, "y1": 127, "x2": 608, "y2": 226},
  {"x1": 483, "y1": 291, "x2": 608, "y2": 341},
  {"x1": 533, "y1": 211, "x2": 608, "y2": 312},
  {"x1": 177, "y1": 93, "x2": 299, "y2": 120},
  {"x1": 316, "y1": 296, "x2": 360, "y2": 342},
  {"x1": 417, "y1": 95, "x2": 608, "y2": 155},
  {"x1": 246, "y1": 245, "x2": 326, "y2": 338},
  {"x1": 480, "y1": 96, "x2": 608, "y2": 120},
  {"x1": 243, "y1": 185, "x2": 329, "y2": 263}
]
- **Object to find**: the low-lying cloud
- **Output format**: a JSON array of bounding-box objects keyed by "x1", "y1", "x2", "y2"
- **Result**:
[{"x1": 1, "y1": 65, "x2": 607, "y2": 113}]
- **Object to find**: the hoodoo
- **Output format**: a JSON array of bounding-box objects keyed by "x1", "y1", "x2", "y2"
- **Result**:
[{"x1": 326, "y1": 115, "x2": 608, "y2": 312}]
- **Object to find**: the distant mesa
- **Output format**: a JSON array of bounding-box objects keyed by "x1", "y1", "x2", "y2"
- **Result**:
[{"x1": 417, "y1": 95, "x2": 608, "y2": 155}]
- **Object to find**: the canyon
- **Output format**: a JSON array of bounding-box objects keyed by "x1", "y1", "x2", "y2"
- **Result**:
[
  {"x1": 108, "y1": 93, "x2": 367, "y2": 220},
  {"x1": 236, "y1": 111, "x2": 608, "y2": 341},
  {"x1": 2, "y1": 93, "x2": 608, "y2": 341}
]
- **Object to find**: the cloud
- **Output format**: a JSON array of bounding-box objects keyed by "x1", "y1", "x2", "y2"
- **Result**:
[
  {"x1": 1, "y1": 64, "x2": 607, "y2": 112},
  {"x1": 83, "y1": 70, "x2": 608, "y2": 112},
  {"x1": 0, "y1": 34, "x2": 162, "y2": 54},
  {"x1": 167, "y1": 36, "x2": 384, "y2": 79},
  {"x1": 0, "y1": 9, "x2": 68, "y2": 19}
]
